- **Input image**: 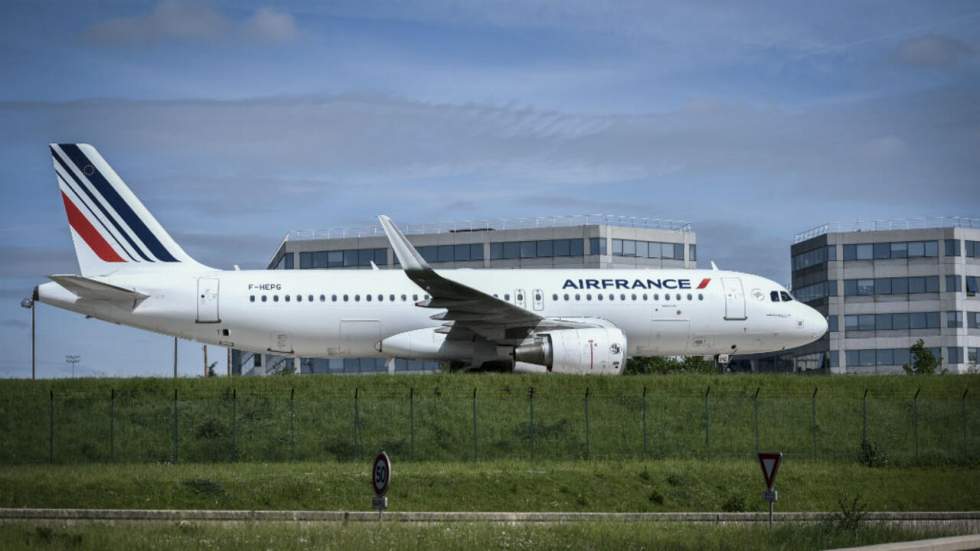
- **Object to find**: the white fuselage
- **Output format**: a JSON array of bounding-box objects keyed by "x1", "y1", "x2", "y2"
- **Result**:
[{"x1": 38, "y1": 267, "x2": 827, "y2": 362}]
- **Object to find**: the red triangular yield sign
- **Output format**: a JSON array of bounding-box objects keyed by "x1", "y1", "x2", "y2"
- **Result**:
[{"x1": 757, "y1": 452, "x2": 783, "y2": 490}]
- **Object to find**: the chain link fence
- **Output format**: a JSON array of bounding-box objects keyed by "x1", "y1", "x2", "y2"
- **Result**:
[{"x1": 0, "y1": 386, "x2": 976, "y2": 465}]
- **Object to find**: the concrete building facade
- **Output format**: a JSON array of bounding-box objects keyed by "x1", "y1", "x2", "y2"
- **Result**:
[
  {"x1": 789, "y1": 218, "x2": 980, "y2": 374},
  {"x1": 234, "y1": 215, "x2": 697, "y2": 375}
]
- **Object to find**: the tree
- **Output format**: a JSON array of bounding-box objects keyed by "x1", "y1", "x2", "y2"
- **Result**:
[{"x1": 902, "y1": 339, "x2": 945, "y2": 375}]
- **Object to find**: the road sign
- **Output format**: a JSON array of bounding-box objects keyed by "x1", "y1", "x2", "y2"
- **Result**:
[
  {"x1": 757, "y1": 452, "x2": 782, "y2": 490},
  {"x1": 372, "y1": 451, "x2": 391, "y2": 497}
]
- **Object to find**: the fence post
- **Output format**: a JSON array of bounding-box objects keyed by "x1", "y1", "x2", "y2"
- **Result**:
[
  {"x1": 472, "y1": 388, "x2": 478, "y2": 461},
  {"x1": 231, "y1": 388, "x2": 238, "y2": 462},
  {"x1": 409, "y1": 387, "x2": 415, "y2": 460},
  {"x1": 289, "y1": 387, "x2": 295, "y2": 461},
  {"x1": 109, "y1": 389, "x2": 115, "y2": 463},
  {"x1": 912, "y1": 387, "x2": 921, "y2": 460},
  {"x1": 641, "y1": 386, "x2": 648, "y2": 456},
  {"x1": 172, "y1": 388, "x2": 178, "y2": 464},
  {"x1": 528, "y1": 387, "x2": 535, "y2": 457},
  {"x1": 752, "y1": 387, "x2": 760, "y2": 454},
  {"x1": 584, "y1": 387, "x2": 591, "y2": 459},
  {"x1": 811, "y1": 387, "x2": 818, "y2": 459},
  {"x1": 353, "y1": 387, "x2": 360, "y2": 459},
  {"x1": 962, "y1": 389, "x2": 969, "y2": 459},
  {"x1": 703, "y1": 386, "x2": 711, "y2": 452},
  {"x1": 861, "y1": 388, "x2": 869, "y2": 449},
  {"x1": 48, "y1": 389, "x2": 54, "y2": 464}
]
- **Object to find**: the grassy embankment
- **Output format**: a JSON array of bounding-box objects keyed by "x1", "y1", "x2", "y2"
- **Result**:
[{"x1": 1, "y1": 374, "x2": 977, "y2": 465}]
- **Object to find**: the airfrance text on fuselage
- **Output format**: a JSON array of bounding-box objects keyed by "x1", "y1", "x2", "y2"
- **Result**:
[{"x1": 562, "y1": 278, "x2": 710, "y2": 290}]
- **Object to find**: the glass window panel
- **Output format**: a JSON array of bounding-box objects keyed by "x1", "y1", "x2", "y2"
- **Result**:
[
  {"x1": 844, "y1": 280, "x2": 858, "y2": 296},
  {"x1": 689, "y1": 244, "x2": 697, "y2": 261},
  {"x1": 893, "y1": 313, "x2": 910, "y2": 330},
  {"x1": 553, "y1": 239, "x2": 570, "y2": 257},
  {"x1": 892, "y1": 277, "x2": 909, "y2": 294},
  {"x1": 418, "y1": 246, "x2": 436, "y2": 263},
  {"x1": 828, "y1": 316, "x2": 838, "y2": 332},
  {"x1": 636, "y1": 241, "x2": 649, "y2": 258},
  {"x1": 924, "y1": 241, "x2": 938, "y2": 257},
  {"x1": 845, "y1": 315, "x2": 859, "y2": 330},
  {"x1": 645, "y1": 241, "x2": 659, "y2": 258},
  {"x1": 843, "y1": 245, "x2": 857, "y2": 261},
  {"x1": 622, "y1": 239, "x2": 636, "y2": 257},
  {"x1": 926, "y1": 276, "x2": 939, "y2": 293},
  {"x1": 299, "y1": 252, "x2": 314, "y2": 269},
  {"x1": 358, "y1": 249, "x2": 375, "y2": 266},
  {"x1": 536, "y1": 240, "x2": 553, "y2": 258},
  {"x1": 857, "y1": 279, "x2": 875, "y2": 295},
  {"x1": 967, "y1": 277, "x2": 978, "y2": 295},
  {"x1": 674, "y1": 244, "x2": 685, "y2": 260},
  {"x1": 856, "y1": 244, "x2": 873, "y2": 260},
  {"x1": 945, "y1": 239, "x2": 960, "y2": 257},
  {"x1": 470, "y1": 243, "x2": 484, "y2": 260},
  {"x1": 946, "y1": 275, "x2": 961, "y2": 292},
  {"x1": 343, "y1": 250, "x2": 357, "y2": 267},
  {"x1": 967, "y1": 241, "x2": 977, "y2": 258},
  {"x1": 503, "y1": 242, "x2": 520, "y2": 259},
  {"x1": 908, "y1": 241, "x2": 925, "y2": 257},
  {"x1": 662, "y1": 243, "x2": 676, "y2": 259},
  {"x1": 454, "y1": 244, "x2": 470, "y2": 262},
  {"x1": 437, "y1": 245, "x2": 453, "y2": 262},
  {"x1": 969, "y1": 348, "x2": 978, "y2": 363},
  {"x1": 894, "y1": 348, "x2": 911, "y2": 367},
  {"x1": 859, "y1": 349, "x2": 876, "y2": 366},
  {"x1": 375, "y1": 248, "x2": 387, "y2": 266},
  {"x1": 910, "y1": 312, "x2": 927, "y2": 329},
  {"x1": 283, "y1": 253, "x2": 294, "y2": 269},
  {"x1": 490, "y1": 242, "x2": 504, "y2": 260},
  {"x1": 909, "y1": 277, "x2": 926, "y2": 294},
  {"x1": 520, "y1": 241, "x2": 536, "y2": 258},
  {"x1": 876, "y1": 314, "x2": 893, "y2": 331},
  {"x1": 570, "y1": 239, "x2": 585, "y2": 257},
  {"x1": 926, "y1": 311, "x2": 940, "y2": 328},
  {"x1": 314, "y1": 251, "x2": 329, "y2": 268},
  {"x1": 328, "y1": 251, "x2": 344, "y2": 267},
  {"x1": 874, "y1": 243, "x2": 891, "y2": 259},
  {"x1": 890, "y1": 242, "x2": 908, "y2": 258},
  {"x1": 947, "y1": 311, "x2": 962, "y2": 328},
  {"x1": 612, "y1": 239, "x2": 624, "y2": 256},
  {"x1": 589, "y1": 237, "x2": 605, "y2": 255},
  {"x1": 827, "y1": 245, "x2": 837, "y2": 261},
  {"x1": 875, "y1": 278, "x2": 892, "y2": 295},
  {"x1": 877, "y1": 349, "x2": 893, "y2": 366},
  {"x1": 858, "y1": 314, "x2": 875, "y2": 331},
  {"x1": 845, "y1": 350, "x2": 860, "y2": 366}
]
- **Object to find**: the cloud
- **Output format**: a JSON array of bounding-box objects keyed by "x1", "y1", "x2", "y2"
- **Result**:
[
  {"x1": 896, "y1": 35, "x2": 974, "y2": 67},
  {"x1": 85, "y1": 1, "x2": 300, "y2": 46}
]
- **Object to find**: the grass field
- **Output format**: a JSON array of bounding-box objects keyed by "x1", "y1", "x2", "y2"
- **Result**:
[
  {"x1": 0, "y1": 520, "x2": 966, "y2": 551},
  {"x1": 1, "y1": 460, "x2": 978, "y2": 512},
  {"x1": 1, "y1": 373, "x2": 977, "y2": 465}
]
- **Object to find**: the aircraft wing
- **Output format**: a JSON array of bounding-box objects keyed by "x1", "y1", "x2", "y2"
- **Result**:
[
  {"x1": 48, "y1": 274, "x2": 148, "y2": 304},
  {"x1": 378, "y1": 215, "x2": 598, "y2": 343}
]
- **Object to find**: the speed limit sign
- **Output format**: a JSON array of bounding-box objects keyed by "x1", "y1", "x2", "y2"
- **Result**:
[{"x1": 372, "y1": 451, "x2": 391, "y2": 497}]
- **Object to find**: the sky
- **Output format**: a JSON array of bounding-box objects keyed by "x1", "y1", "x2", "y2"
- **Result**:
[{"x1": 0, "y1": 0, "x2": 978, "y2": 377}]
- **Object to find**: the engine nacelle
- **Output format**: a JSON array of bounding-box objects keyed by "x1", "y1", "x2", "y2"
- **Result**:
[
  {"x1": 377, "y1": 328, "x2": 500, "y2": 363},
  {"x1": 513, "y1": 328, "x2": 626, "y2": 375}
]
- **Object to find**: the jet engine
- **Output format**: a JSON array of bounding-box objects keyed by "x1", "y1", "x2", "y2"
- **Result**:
[{"x1": 512, "y1": 328, "x2": 626, "y2": 375}]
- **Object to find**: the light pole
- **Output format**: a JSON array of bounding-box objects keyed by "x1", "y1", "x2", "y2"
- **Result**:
[
  {"x1": 173, "y1": 337, "x2": 178, "y2": 379},
  {"x1": 65, "y1": 355, "x2": 80, "y2": 378},
  {"x1": 20, "y1": 291, "x2": 36, "y2": 381}
]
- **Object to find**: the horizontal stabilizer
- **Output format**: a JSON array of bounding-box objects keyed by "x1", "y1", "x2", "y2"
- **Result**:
[{"x1": 48, "y1": 274, "x2": 148, "y2": 303}]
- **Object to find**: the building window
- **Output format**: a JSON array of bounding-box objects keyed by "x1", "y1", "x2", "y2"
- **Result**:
[
  {"x1": 946, "y1": 275, "x2": 962, "y2": 293},
  {"x1": 589, "y1": 237, "x2": 607, "y2": 256},
  {"x1": 945, "y1": 239, "x2": 961, "y2": 257},
  {"x1": 688, "y1": 244, "x2": 697, "y2": 262},
  {"x1": 948, "y1": 347, "x2": 963, "y2": 364},
  {"x1": 946, "y1": 311, "x2": 963, "y2": 328},
  {"x1": 968, "y1": 312, "x2": 980, "y2": 329},
  {"x1": 967, "y1": 276, "x2": 978, "y2": 297},
  {"x1": 828, "y1": 316, "x2": 838, "y2": 332},
  {"x1": 969, "y1": 347, "x2": 978, "y2": 365},
  {"x1": 967, "y1": 241, "x2": 978, "y2": 258}
]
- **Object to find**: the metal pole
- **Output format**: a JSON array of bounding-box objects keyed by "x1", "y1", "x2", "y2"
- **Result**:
[
  {"x1": 962, "y1": 389, "x2": 969, "y2": 459},
  {"x1": 48, "y1": 390, "x2": 53, "y2": 463},
  {"x1": 172, "y1": 388, "x2": 178, "y2": 464},
  {"x1": 811, "y1": 387, "x2": 818, "y2": 459},
  {"x1": 31, "y1": 303, "x2": 36, "y2": 382},
  {"x1": 226, "y1": 347, "x2": 231, "y2": 377},
  {"x1": 752, "y1": 387, "x2": 760, "y2": 454},
  {"x1": 913, "y1": 388, "x2": 921, "y2": 459},
  {"x1": 768, "y1": 500, "x2": 773, "y2": 529},
  {"x1": 528, "y1": 387, "x2": 535, "y2": 457},
  {"x1": 641, "y1": 386, "x2": 648, "y2": 456},
  {"x1": 109, "y1": 389, "x2": 115, "y2": 462},
  {"x1": 173, "y1": 337, "x2": 178, "y2": 379},
  {"x1": 704, "y1": 386, "x2": 711, "y2": 452},
  {"x1": 353, "y1": 387, "x2": 360, "y2": 459},
  {"x1": 289, "y1": 387, "x2": 295, "y2": 461},
  {"x1": 409, "y1": 387, "x2": 415, "y2": 460},
  {"x1": 862, "y1": 388, "x2": 869, "y2": 448},
  {"x1": 231, "y1": 388, "x2": 238, "y2": 462},
  {"x1": 472, "y1": 388, "x2": 478, "y2": 461},
  {"x1": 203, "y1": 345, "x2": 208, "y2": 377},
  {"x1": 584, "y1": 387, "x2": 591, "y2": 459}
]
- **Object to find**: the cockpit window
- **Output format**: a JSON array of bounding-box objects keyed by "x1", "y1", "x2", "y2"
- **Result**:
[
  {"x1": 770, "y1": 291, "x2": 780, "y2": 302},
  {"x1": 780, "y1": 291, "x2": 793, "y2": 302}
]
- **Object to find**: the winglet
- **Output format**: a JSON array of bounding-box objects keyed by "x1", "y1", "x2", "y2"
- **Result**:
[
  {"x1": 378, "y1": 215, "x2": 430, "y2": 271},
  {"x1": 710, "y1": 261, "x2": 719, "y2": 271}
]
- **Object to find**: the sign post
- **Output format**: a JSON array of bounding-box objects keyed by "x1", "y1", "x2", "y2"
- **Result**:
[
  {"x1": 757, "y1": 451, "x2": 782, "y2": 528},
  {"x1": 372, "y1": 451, "x2": 391, "y2": 519}
]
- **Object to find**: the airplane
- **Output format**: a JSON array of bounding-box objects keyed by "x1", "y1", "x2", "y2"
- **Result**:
[{"x1": 32, "y1": 144, "x2": 827, "y2": 375}]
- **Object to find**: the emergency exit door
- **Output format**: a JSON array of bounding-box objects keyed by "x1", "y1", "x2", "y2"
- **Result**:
[
  {"x1": 196, "y1": 278, "x2": 220, "y2": 323},
  {"x1": 722, "y1": 277, "x2": 747, "y2": 320}
]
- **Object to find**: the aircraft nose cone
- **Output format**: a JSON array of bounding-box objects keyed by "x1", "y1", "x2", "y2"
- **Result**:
[{"x1": 804, "y1": 307, "x2": 828, "y2": 341}]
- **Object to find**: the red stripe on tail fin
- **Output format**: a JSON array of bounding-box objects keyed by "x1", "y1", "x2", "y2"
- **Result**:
[{"x1": 61, "y1": 192, "x2": 125, "y2": 262}]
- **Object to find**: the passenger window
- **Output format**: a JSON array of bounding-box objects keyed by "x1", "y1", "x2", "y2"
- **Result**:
[
  {"x1": 770, "y1": 291, "x2": 780, "y2": 302},
  {"x1": 653, "y1": 294, "x2": 659, "y2": 300},
  {"x1": 504, "y1": 294, "x2": 511, "y2": 301},
  {"x1": 598, "y1": 294, "x2": 603, "y2": 301},
  {"x1": 320, "y1": 295, "x2": 326, "y2": 302},
  {"x1": 575, "y1": 294, "x2": 581, "y2": 301},
  {"x1": 296, "y1": 295, "x2": 301, "y2": 302},
  {"x1": 780, "y1": 291, "x2": 793, "y2": 302},
  {"x1": 552, "y1": 294, "x2": 558, "y2": 301},
  {"x1": 412, "y1": 294, "x2": 418, "y2": 301},
  {"x1": 308, "y1": 295, "x2": 314, "y2": 302},
  {"x1": 563, "y1": 294, "x2": 570, "y2": 301},
  {"x1": 249, "y1": 295, "x2": 255, "y2": 302},
  {"x1": 586, "y1": 294, "x2": 592, "y2": 301},
  {"x1": 698, "y1": 294, "x2": 704, "y2": 301},
  {"x1": 642, "y1": 294, "x2": 648, "y2": 300},
  {"x1": 332, "y1": 295, "x2": 337, "y2": 302},
  {"x1": 261, "y1": 295, "x2": 267, "y2": 302},
  {"x1": 285, "y1": 295, "x2": 290, "y2": 302},
  {"x1": 675, "y1": 293, "x2": 681, "y2": 300},
  {"x1": 273, "y1": 295, "x2": 279, "y2": 302},
  {"x1": 355, "y1": 295, "x2": 361, "y2": 302},
  {"x1": 401, "y1": 294, "x2": 407, "y2": 301},
  {"x1": 687, "y1": 294, "x2": 692, "y2": 301},
  {"x1": 389, "y1": 294, "x2": 395, "y2": 302},
  {"x1": 343, "y1": 295, "x2": 349, "y2": 302},
  {"x1": 366, "y1": 294, "x2": 372, "y2": 302}
]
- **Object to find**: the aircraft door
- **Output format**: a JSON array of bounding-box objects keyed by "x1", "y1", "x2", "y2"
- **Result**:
[
  {"x1": 515, "y1": 289, "x2": 527, "y2": 309},
  {"x1": 532, "y1": 289, "x2": 544, "y2": 311},
  {"x1": 722, "y1": 277, "x2": 747, "y2": 320},
  {"x1": 196, "y1": 278, "x2": 220, "y2": 323}
]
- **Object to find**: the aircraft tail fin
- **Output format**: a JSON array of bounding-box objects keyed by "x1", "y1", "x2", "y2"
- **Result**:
[{"x1": 49, "y1": 143, "x2": 205, "y2": 276}]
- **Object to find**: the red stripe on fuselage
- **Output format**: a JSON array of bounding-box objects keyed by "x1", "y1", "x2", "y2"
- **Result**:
[
  {"x1": 61, "y1": 192, "x2": 125, "y2": 262},
  {"x1": 697, "y1": 278, "x2": 711, "y2": 289}
]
